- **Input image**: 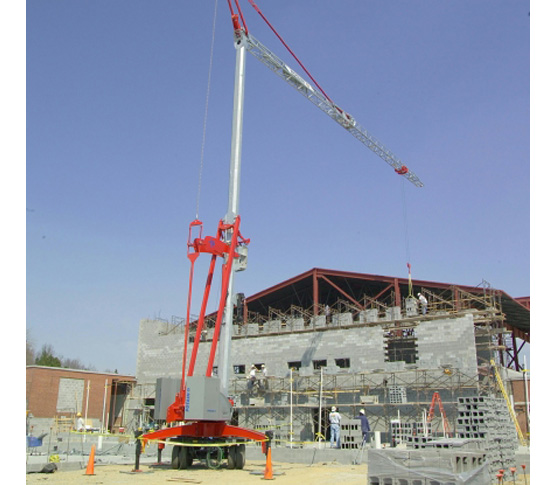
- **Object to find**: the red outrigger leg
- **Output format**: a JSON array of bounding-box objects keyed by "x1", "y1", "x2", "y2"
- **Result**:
[
  {"x1": 142, "y1": 421, "x2": 267, "y2": 444},
  {"x1": 161, "y1": 215, "x2": 250, "y2": 425}
]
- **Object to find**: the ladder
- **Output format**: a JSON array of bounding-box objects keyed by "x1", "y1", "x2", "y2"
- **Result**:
[
  {"x1": 490, "y1": 359, "x2": 527, "y2": 446},
  {"x1": 427, "y1": 392, "x2": 452, "y2": 437}
]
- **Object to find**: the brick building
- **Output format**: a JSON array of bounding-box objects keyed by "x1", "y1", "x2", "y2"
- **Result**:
[
  {"x1": 26, "y1": 366, "x2": 135, "y2": 432},
  {"x1": 510, "y1": 374, "x2": 531, "y2": 439}
]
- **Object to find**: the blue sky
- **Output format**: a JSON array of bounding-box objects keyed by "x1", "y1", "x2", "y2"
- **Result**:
[{"x1": 23, "y1": 1, "x2": 532, "y2": 375}]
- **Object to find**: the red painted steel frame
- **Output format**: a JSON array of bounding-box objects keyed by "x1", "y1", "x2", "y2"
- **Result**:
[
  {"x1": 142, "y1": 421, "x2": 267, "y2": 444},
  {"x1": 165, "y1": 216, "x2": 249, "y2": 424}
]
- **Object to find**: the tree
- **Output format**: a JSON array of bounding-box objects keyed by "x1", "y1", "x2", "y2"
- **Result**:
[
  {"x1": 61, "y1": 357, "x2": 88, "y2": 370},
  {"x1": 26, "y1": 332, "x2": 35, "y2": 365},
  {"x1": 34, "y1": 344, "x2": 62, "y2": 368}
]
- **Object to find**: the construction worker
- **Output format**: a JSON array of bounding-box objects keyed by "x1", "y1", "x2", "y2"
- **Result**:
[
  {"x1": 247, "y1": 364, "x2": 257, "y2": 391},
  {"x1": 76, "y1": 412, "x2": 85, "y2": 432},
  {"x1": 418, "y1": 293, "x2": 428, "y2": 315},
  {"x1": 261, "y1": 364, "x2": 268, "y2": 390},
  {"x1": 134, "y1": 427, "x2": 143, "y2": 472},
  {"x1": 354, "y1": 409, "x2": 370, "y2": 446},
  {"x1": 329, "y1": 406, "x2": 341, "y2": 449}
]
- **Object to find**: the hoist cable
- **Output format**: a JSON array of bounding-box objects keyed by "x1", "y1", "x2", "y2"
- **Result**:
[
  {"x1": 400, "y1": 177, "x2": 414, "y2": 297},
  {"x1": 195, "y1": 0, "x2": 219, "y2": 220},
  {"x1": 401, "y1": 177, "x2": 411, "y2": 265}
]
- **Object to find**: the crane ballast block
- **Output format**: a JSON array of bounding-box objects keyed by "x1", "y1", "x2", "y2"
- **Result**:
[{"x1": 183, "y1": 376, "x2": 232, "y2": 422}]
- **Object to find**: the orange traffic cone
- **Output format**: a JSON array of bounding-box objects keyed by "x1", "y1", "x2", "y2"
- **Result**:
[
  {"x1": 263, "y1": 446, "x2": 274, "y2": 480},
  {"x1": 85, "y1": 444, "x2": 96, "y2": 475}
]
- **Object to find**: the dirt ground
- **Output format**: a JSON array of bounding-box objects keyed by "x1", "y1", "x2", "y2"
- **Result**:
[
  {"x1": 25, "y1": 460, "x2": 531, "y2": 484},
  {"x1": 25, "y1": 460, "x2": 366, "y2": 484}
]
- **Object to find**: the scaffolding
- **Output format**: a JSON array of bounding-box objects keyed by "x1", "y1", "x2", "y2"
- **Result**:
[
  {"x1": 136, "y1": 282, "x2": 527, "y2": 448},
  {"x1": 227, "y1": 286, "x2": 514, "y2": 448}
]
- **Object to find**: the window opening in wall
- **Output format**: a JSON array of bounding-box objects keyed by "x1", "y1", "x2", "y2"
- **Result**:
[
  {"x1": 385, "y1": 328, "x2": 418, "y2": 364},
  {"x1": 288, "y1": 361, "x2": 302, "y2": 370},
  {"x1": 312, "y1": 359, "x2": 327, "y2": 370},
  {"x1": 234, "y1": 365, "x2": 245, "y2": 375},
  {"x1": 335, "y1": 358, "x2": 350, "y2": 368}
]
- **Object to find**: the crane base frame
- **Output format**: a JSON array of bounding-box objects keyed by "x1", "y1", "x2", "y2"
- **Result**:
[{"x1": 142, "y1": 420, "x2": 267, "y2": 443}]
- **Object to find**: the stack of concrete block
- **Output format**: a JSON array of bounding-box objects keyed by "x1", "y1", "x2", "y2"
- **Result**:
[
  {"x1": 424, "y1": 437, "x2": 483, "y2": 451},
  {"x1": 384, "y1": 306, "x2": 402, "y2": 321},
  {"x1": 357, "y1": 308, "x2": 378, "y2": 323},
  {"x1": 264, "y1": 320, "x2": 281, "y2": 333},
  {"x1": 405, "y1": 297, "x2": 419, "y2": 317},
  {"x1": 390, "y1": 420, "x2": 432, "y2": 448},
  {"x1": 285, "y1": 318, "x2": 304, "y2": 332},
  {"x1": 340, "y1": 418, "x2": 362, "y2": 449},
  {"x1": 331, "y1": 313, "x2": 353, "y2": 326},
  {"x1": 311, "y1": 315, "x2": 326, "y2": 328},
  {"x1": 456, "y1": 396, "x2": 518, "y2": 478},
  {"x1": 367, "y1": 448, "x2": 490, "y2": 484},
  {"x1": 246, "y1": 323, "x2": 259, "y2": 335}
]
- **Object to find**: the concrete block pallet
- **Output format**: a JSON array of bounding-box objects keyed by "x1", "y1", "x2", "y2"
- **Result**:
[{"x1": 455, "y1": 396, "x2": 518, "y2": 480}]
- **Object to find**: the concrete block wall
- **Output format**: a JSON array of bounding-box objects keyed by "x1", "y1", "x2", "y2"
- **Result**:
[
  {"x1": 136, "y1": 315, "x2": 479, "y2": 392},
  {"x1": 416, "y1": 313, "x2": 477, "y2": 370},
  {"x1": 239, "y1": 406, "x2": 313, "y2": 446},
  {"x1": 135, "y1": 319, "x2": 184, "y2": 396}
]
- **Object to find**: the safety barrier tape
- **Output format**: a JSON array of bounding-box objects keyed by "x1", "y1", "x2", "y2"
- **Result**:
[
  {"x1": 69, "y1": 430, "x2": 337, "y2": 449},
  {"x1": 69, "y1": 430, "x2": 268, "y2": 448}
]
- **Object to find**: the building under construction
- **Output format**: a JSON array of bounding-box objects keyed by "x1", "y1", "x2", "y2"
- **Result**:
[{"x1": 132, "y1": 268, "x2": 530, "y2": 452}]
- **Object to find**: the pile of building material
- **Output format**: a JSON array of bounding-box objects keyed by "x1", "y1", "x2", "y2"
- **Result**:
[
  {"x1": 390, "y1": 420, "x2": 432, "y2": 448},
  {"x1": 367, "y1": 447, "x2": 490, "y2": 485},
  {"x1": 456, "y1": 395, "x2": 518, "y2": 477}
]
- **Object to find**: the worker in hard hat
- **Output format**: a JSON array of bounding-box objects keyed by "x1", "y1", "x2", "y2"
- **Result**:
[
  {"x1": 329, "y1": 406, "x2": 341, "y2": 448},
  {"x1": 76, "y1": 412, "x2": 85, "y2": 432},
  {"x1": 247, "y1": 364, "x2": 257, "y2": 391},
  {"x1": 354, "y1": 409, "x2": 371, "y2": 446},
  {"x1": 417, "y1": 293, "x2": 428, "y2": 315}
]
